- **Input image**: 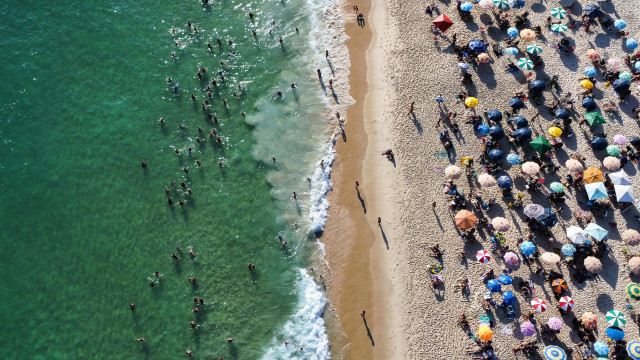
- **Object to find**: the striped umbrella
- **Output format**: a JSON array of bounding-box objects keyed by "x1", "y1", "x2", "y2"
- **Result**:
[
  {"x1": 627, "y1": 283, "x2": 640, "y2": 300},
  {"x1": 559, "y1": 296, "x2": 574, "y2": 311},
  {"x1": 518, "y1": 58, "x2": 534, "y2": 70},
  {"x1": 627, "y1": 340, "x2": 640, "y2": 360},
  {"x1": 606, "y1": 310, "x2": 626, "y2": 327},
  {"x1": 551, "y1": 7, "x2": 567, "y2": 19},
  {"x1": 531, "y1": 298, "x2": 547, "y2": 312},
  {"x1": 505, "y1": 47, "x2": 519, "y2": 55},
  {"x1": 544, "y1": 346, "x2": 567, "y2": 360},
  {"x1": 527, "y1": 44, "x2": 543, "y2": 55},
  {"x1": 550, "y1": 24, "x2": 568, "y2": 33},
  {"x1": 493, "y1": 0, "x2": 509, "y2": 9},
  {"x1": 476, "y1": 250, "x2": 491, "y2": 263}
]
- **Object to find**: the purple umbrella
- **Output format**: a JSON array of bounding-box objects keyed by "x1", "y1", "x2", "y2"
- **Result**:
[
  {"x1": 504, "y1": 251, "x2": 520, "y2": 266},
  {"x1": 548, "y1": 317, "x2": 563, "y2": 331},
  {"x1": 521, "y1": 321, "x2": 536, "y2": 336}
]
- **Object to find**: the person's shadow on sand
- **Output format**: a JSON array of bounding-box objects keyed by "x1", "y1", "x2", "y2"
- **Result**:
[
  {"x1": 379, "y1": 224, "x2": 389, "y2": 249},
  {"x1": 357, "y1": 189, "x2": 367, "y2": 213},
  {"x1": 362, "y1": 316, "x2": 375, "y2": 346}
]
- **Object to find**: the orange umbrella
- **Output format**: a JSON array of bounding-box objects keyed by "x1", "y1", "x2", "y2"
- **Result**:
[
  {"x1": 552, "y1": 278, "x2": 568, "y2": 293},
  {"x1": 582, "y1": 312, "x2": 598, "y2": 329},
  {"x1": 455, "y1": 210, "x2": 477, "y2": 230},
  {"x1": 587, "y1": 49, "x2": 599, "y2": 61},
  {"x1": 520, "y1": 29, "x2": 536, "y2": 41},
  {"x1": 583, "y1": 167, "x2": 603, "y2": 183},
  {"x1": 478, "y1": 325, "x2": 493, "y2": 341},
  {"x1": 478, "y1": 53, "x2": 490, "y2": 63}
]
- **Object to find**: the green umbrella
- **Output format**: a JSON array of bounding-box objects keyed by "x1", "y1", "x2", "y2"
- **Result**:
[
  {"x1": 518, "y1": 58, "x2": 534, "y2": 70},
  {"x1": 606, "y1": 310, "x2": 627, "y2": 327},
  {"x1": 627, "y1": 283, "x2": 640, "y2": 300},
  {"x1": 607, "y1": 145, "x2": 621, "y2": 156},
  {"x1": 584, "y1": 112, "x2": 607, "y2": 126},
  {"x1": 551, "y1": 7, "x2": 567, "y2": 19},
  {"x1": 550, "y1": 24, "x2": 568, "y2": 33},
  {"x1": 526, "y1": 44, "x2": 543, "y2": 55},
  {"x1": 493, "y1": 0, "x2": 509, "y2": 9},
  {"x1": 620, "y1": 71, "x2": 633, "y2": 81},
  {"x1": 550, "y1": 182, "x2": 565, "y2": 192},
  {"x1": 530, "y1": 136, "x2": 552, "y2": 155}
]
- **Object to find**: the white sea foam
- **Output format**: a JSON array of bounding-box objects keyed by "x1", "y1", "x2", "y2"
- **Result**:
[{"x1": 308, "y1": 139, "x2": 336, "y2": 233}]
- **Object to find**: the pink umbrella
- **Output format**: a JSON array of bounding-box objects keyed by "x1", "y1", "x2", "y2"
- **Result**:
[
  {"x1": 608, "y1": 58, "x2": 622, "y2": 68},
  {"x1": 548, "y1": 317, "x2": 563, "y2": 331},
  {"x1": 503, "y1": 251, "x2": 520, "y2": 266},
  {"x1": 531, "y1": 298, "x2": 547, "y2": 312},
  {"x1": 613, "y1": 134, "x2": 628, "y2": 145},
  {"x1": 476, "y1": 250, "x2": 491, "y2": 263},
  {"x1": 559, "y1": 296, "x2": 574, "y2": 311},
  {"x1": 520, "y1": 321, "x2": 536, "y2": 336}
]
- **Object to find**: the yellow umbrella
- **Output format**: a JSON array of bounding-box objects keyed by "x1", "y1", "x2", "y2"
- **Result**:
[
  {"x1": 548, "y1": 126, "x2": 563, "y2": 137},
  {"x1": 478, "y1": 53, "x2": 490, "y2": 63},
  {"x1": 520, "y1": 29, "x2": 536, "y2": 41},
  {"x1": 587, "y1": 49, "x2": 599, "y2": 61},
  {"x1": 478, "y1": 325, "x2": 493, "y2": 341},
  {"x1": 580, "y1": 79, "x2": 594, "y2": 89},
  {"x1": 465, "y1": 97, "x2": 478, "y2": 108},
  {"x1": 583, "y1": 167, "x2": 603, "y2": 183}
]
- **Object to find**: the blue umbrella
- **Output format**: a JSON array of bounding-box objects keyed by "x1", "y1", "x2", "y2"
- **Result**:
[
  {"x1": 627, "y1": 38, "x2": 639, "y2": 50},
  {"x1": 497, "y1": 175, "x2": 513, "y2": 189},
  {"x1": 488, "y1": 110, "x2": 503, "y2": 122},
  {"x1": 584, "y1": 4, "x2": 602, "y2": 18},
  {"x1": 561, "y1": 244, "x2": 576, "y2": 257},
  {"x1": 507, "y1": 27, "x2": 519, "y2": 38},
  {"x1": 498, "y1": 274, "x2": 513, "y2": 285},
  {"x1": 513, "y1": 128, "x2": 532, "y2": 141},
  {"x1": 461, "y1": 1, "x2": 473, "y2": 11},
  {"x1": 594, "y1": 341, "x2": 609, "y2": 356},
  {"x1": 591, "y1": 137, "x2": 608, "y2": 150},
  {"x1": 520, "y1": 241, "x2": 536, "y2": 256},
  {"x1": 487, "y1": 279, "x2": 502, "y2": 292},
  {"x1": 458, "y1": 62, "x2": 470, "y2": 70},
  {"x1": 506, "y1": 153, "x2": 521, "y2": 165},
  {"x1": 582, "y1": 97, "x2": 597, "y2": 111},
  {"x1": 613, "y1": 79, "x2": 630, "y2": 93},
  {"x1": 635, "y1": 62, "x2": 640, "y2": 71},
  {"x1": 585, "y1": 66, "x2": 597, "y2": 77},
  {"x1": 530, "y1": 80, "x2": 546, "y2": 94},
  {"x1": 584, "y1": 223, "x2": 608, "y2": 241},
  {"x1": 509, "y1": 97, "x2": 525, "y2": 110},
  {"x1": 469, "y1": 40, "x2": 487, "y2": 52},
  {"x1": 606, "y1": 326, "x2": 625, "y2": 341},
  {"x1": 585, "y1": 182, "x2": 608, "y2": 200},
  {"x1": 513, "y1": 116, "x2": 528, "y2": 128},
  {"x1": 505, "y1": 47, "x2": 519, "y2": 55},
  {"x1": 488, "y1": 149, "x2": 505, "y2": 162},
  {"x1": 544, "y1": 346, "x2": 566, "y2": 360},
  {"x1": 537, "y1": 208, "x2": 558, "y2": 228},
  {"x1": 477, "y1": 124, "x2": 490, "y2": 135},
  {"x1": 503, "y1": 291, "x2": 517, "y2": 305},
  {"x1": 508, "y1": 0, "x2": 525, "y2": 9},
  {"x1": 489, "y1": 126, "x2": 505, "y2": 140},
  {"x1": 615, "y1": 19, "x2": 627, "y2": 30},
  {"x1": 555, "y1": 108, "x2": 570, "y2": 120}
]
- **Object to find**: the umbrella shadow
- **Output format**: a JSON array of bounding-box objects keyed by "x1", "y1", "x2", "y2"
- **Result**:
[
  {"x1": 596, "y1": 293, "x2": 614, "y2": 313},
  {"x1": 475, "y1": 65, "x2": 497, "y2": 89}
]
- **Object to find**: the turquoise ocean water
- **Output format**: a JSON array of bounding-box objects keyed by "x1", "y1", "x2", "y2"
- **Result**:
[{"x1": 0, "y1": 0, "x2": 340, "y2": 359}]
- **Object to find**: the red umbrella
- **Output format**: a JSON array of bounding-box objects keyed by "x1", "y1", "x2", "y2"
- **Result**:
[{"x1": 433, "y1": 14, "x2": 454, "y2": 33}]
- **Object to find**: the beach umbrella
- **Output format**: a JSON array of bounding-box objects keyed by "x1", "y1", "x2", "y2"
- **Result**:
[
  {"x1": 524, "y1": 203, "x2": 544, "y2": 218},
  {"x1": 594, "y1": 341, "x2": 609, "y2": 356},
  {"x1": 506, "y1": 153, "x2": 520, "y2": 165},
  {"x1": 567, "y1": 226, "x2": 589, "y2": 245},
  {"x1": 458, "y1": 62, "x2": 470, "y2": 70},
  {"x1": 522, "y1": 162, "x2": 540, "y2": 175},
  {"x1": 509, "y1": 97, "x2": 525, "y2": 110},
  {"x1": 494, "y1": 0, "x2": 509, "y2": 9},
  {"x1": 585, "y1": 182, "x2": 608, "y2": 200},
  {"x1": 504, "y1": 251, "x2": 519, "y2": 266},
  {"x1": 508, "y1": 0, "x2": 525, "y2": 9},
  {"x1": 513, "y1": 116, "x2": 528, "y2": 128},
  {"x1": 607, "y1": 145, "x2": 621, "y2": 156},
  {"x1": 584, "y1": 66, "x2": 597, "y2": 77},
  {"x1": 491, "y1": 217, "x2": 510, "y2": 232},
  {"x1": 561, "y1": 244, "x2": 576, "y2": 257},
  {"x1": 476, "y1": 249, "x2": 491, "y2": 263},
  {"x1": 487, "y1": 110, "x2": 502, "y2": 122},
  {"x1": 606, "y1": 310, "x2": 626, "y2": 328},
  {"x1": 537, "y1": 208, "x2": 558, "y2": 228},
  {"x1": 620, "y1": 71, "x2": 633, "y2": 81},
  {"x1": 582, "y1": 312, "x2": 598, "y2": 327},
  {"x1": 580, "y1": 79, "x2": 594, "y2": 89},
  {"x1": 584, "y1": 256, "x2": 602, "y2": 274},
  {"x1": 478, "y1": 0, "x2": 494, "y2": 10},
  {"x1": 520, "y1": 29, "x2": 536, "y2": 41},
  {"x1": 603, "y1": 156, "x2": 621, "y2": 171},
  {"x1": 527, "y1": 44, "x2": 543, "y2": 55},
  {"x1": 530, "y1": 136, "x2": 552, "y2": 155},
  {"x1": 530, "y1": 80, "x2": 546, "y2": 93},
  {"x1": 587, "y1": 49, "x2": 600, "y2": 61},
  {"x1": 477, "y1": 52, "x2": 490, "y2": 63},
  {"x1": 497, "y1": 175, "x2": 513, "y2": 189},
  {"x1": 607, "y1": 58, "x2": 622, "y2": 68},
  {"x1": 548, "y1": 126, "x2": 562, "y2": 137},
  {"x1": 585, "y1": 112, "x2": 606, "y2": 126},
  {"x1": 609, "y1": 169, "x2": 631, "y2": 185},
  {"x1": 460, "y1": 2, "x2": 473, "y2": 11},
  {"x1": 455, "y1": 210, "x2": 477, "y2": 229},
  {"x1": 613, "y1": 79, "x2": 630, "y2": 93},
  {"x1": 531, "y1": 298, "x2": 547, "y2": 312},
  {"x1": 627, "y1": 38, "x2": 639, "y2": 50},
  {"x1": 584, "y1": 4, "x2": 602, "y2": 18},
  {"x1": 465, "y1": 96, "x2": 479, "y2": 108},
  {"x1": 582, "y1": 97, "x2": 597, "y2": 111},
  {"x1": 552, "y1": 278, "x2": 568, "y2": 293},
  {"x1": 489, "y1": 126, "x2": 505, "y2": 140},
  {"x1": 542, "y1": 252, "x2": 561, "y2": 264},
  {"x1": 615, "y1": 19, "x2": 627, "y2": 30},
  {"x1": 550, "y1": 182, "x2": 565, "y2": 193},
  {"x1": 518, "y1": 58, "x2": 534, "y2": 70},
  {"x1": 432, "y1": 14, "x2": 454, "y2": 32},
  {"x1": 547, "y1": 318, "x2": 563, "y2": 332},
  {"x1": 565, "y1": 159, "x2": 584, "y2": 172},
  {"x1": 477, "y1": 124, "x2": 490, "y2": 135},
  {"x1": 627, "y1": 341, "x2": 640, "y2": 360},
  {"x1": 521, "y1": 321, "x2": 535, "y2": 336},
  {"x1": 606, "y1": 326, "x2": 625, "y2": 341},
  {"x1": 555, "y1": 108, "x2": 570, "y2": 120},
  {"x1": 559, "y1": 296, "x2": 574, "y2": 311},
  {"x1": 487, "y1": 279, "x2": 502, "y2": 292},
  {"x1": 613, "y1": 134, "x2": 628, "y2": 145},
  {"x1": 623, "y1": 229, "x2": 640, "y2": 246},
  {"x1": 498, "y1": 274, "x2": 513, "y2": 285},
  {"x1": 584, "y1": 223, "x2": 608, "y2": 241},
  {"x1": 636, "y1": 61, "x2": 640, "y2": 71},
  {"x1": 513, "y1": 128, "x2": 532, "y2": 141},
  {"x1": 445, "y1": 165, "x2": 463, "y2": 179},
  {"x1": 478, "y1": 325, "x2": 493, "y2": 340},
  {"x1": 614, "y1": 184, "x2": 635, "y2": 203},
  {"x1": 627, "y1": 283, "x2": 640, "y2": 300},
  {"x1": 521, "y1": 241, "x2": 536, "y2": 256},
  {"x1": 505, "y1": 47, "x2": 519, "y2": 55},
  {"x1": 507, "y1": 27, "x2": 519, "y2": 38},
  {"x1": 544, "y1": 345, "x2": 566, "y2": 360},
  {"x1": 503, "y1": 291, "x2": 516, "y2": 305},
  {"x1": 478, "y1": 173, "x2": 497, "y2": 187},
  {"x1": 631, "y1": 136, "x2": 640, "y2": 148},
  {"x1": 630, "y1": 257, "x2": 640, "y2": 274},
  {"x1": 488, "y1": 149, "x2": 505, "y2": 162},
  {"x1": 550, "y1": 7, "x2": 567, "y2": 19},
  {"x1": 584, "y1": 167, "x2": 603, "y2": 183},
  {"x1": 591, "y1": 138, "x2": 608, "y2": 151},
  {"x1": 550, "y1": 24, "x2": 568, "y2": 33},
  {"x1": 468, "y1": 40, "x2": 486, "y2": 52}
]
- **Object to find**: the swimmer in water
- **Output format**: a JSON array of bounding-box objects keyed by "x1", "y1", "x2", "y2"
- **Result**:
[
  {"x1": 136, "y1": 338, "x2": 147, "y2": 342},
  {"x1": 129, "y1": 303, "x2": 135, "y2": 311}
]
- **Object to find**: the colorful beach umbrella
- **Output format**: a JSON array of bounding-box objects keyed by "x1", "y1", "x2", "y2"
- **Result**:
[
  {"x1": 507, "y1": 27, "x2": 519, "y2": 38},
  {"x1": 555, "y1": 108, "x2": 570, "y2": 120},
  {"x1": 432, "y1": 14, "x2": 454, "y2": 33},
  {"x1": 503, "y1": 251, "x2": 519, "y2": 266},
  {"x1": 547, "y1": 318, "x2": 563, "y2": 331},
  {"x1": 526, "y1": 44, "x2": 542, "y2": 55},
  {"x1": 530, "y1": 136, "x2": 552, "y2": 154},
  {"x1": 620, "y1": 71, "x2": 633, "y2": 81},
  {"x1": 587, "y1": 49, "x2": 600, "y2": 61},
  {"x1": 520, "y1": 241, "x2": 536, "y2": 256},
  {"x1": 580, "y1": 79, "x2": 594, "y2": 89},
  {"x1": 537, "y1": 208, "x2": 558, "y2": 228},
  {"x1": 506, "y1": 153, "x2": 520, "y2": 165},
  {"x1": 494, "y1": 0, "x2": 509, "y2": 9},
  {"x1": 478, "y1": 0, "x2": 494, "y2": 10},
  {"x1": 582, "y1": 312, "x2": 598, "y2": 327},
  {"x1": 613, "y1": 79, "x2": 630, "y2": 93},
  {"x1": 476, "y1": 249, "x2": 491, "y2": 263},
  {"x1": 614, "y1": 19, "x2": 627, "y2": 30},
  {"x1": 630, "y1": 257, "x2": 640, "y2": 275},
  {"x1": 455, "y1": 210, "x2": 477, "y2": 229},
  {"x1": 582, "y1": 96, "x2": 596, "y2": 111},
  {"x1": 521, "y1": 321, "x2": 535, "y2": 336},
  {"x1": 488, "y1": 126, "x2": 504, "y2": 140},
  {"x1": 584, "y1": 223, "x2": 608, "y2": 241},
  {"x1": 505, "y1": 47, "x2": 519, "y2": 55},
  {"x1": 497, "y1": 175, "x2": 512, "y2": 189},
  {"x1": 498, "y1": 274, "x2": 513, "y2": 285},
  {"x1": 550, "y1": 7, "x2": 567, "y2": 19},
  {"x1": 508, "y1": 0, "x2": 525, "y2": 9},
  {"x1": 487, "y1": 279, "x2": 502, "y2": 292},
  {"x1": 603, "y1": 156, "x2": 621, "y2": 171},
  {"x1": 623, "y1": 229, "x2": 640, "y2": 246},
  {"x1": 615, "y1": 185, "x2": 635, "y2": 203},
  {"x1": 606, "y1": 326, "x2": 624, "y2": 341},
  {"x1": 513, "y1": 128, "x2": 532, "y2": 141},
  {"x1": 567, "y1": 226, "x2": 588, "y2": 245},
  {"x1": 544, "y1": 346, "x2": 566, "y2": 360},
  {"x1": 520, "y1": 29, "x2": 536, "y2": 41},
  {"x1": 584, "y1": 167, "x2": 603, "y2": 183},
  {"x1": 584, "y1": 112, "x2": 606, "y2": 126},
  {"x1": 487, "y1": 110, "x2": 502, "y2": 122},
  {"x1": 559, "y1": 296, "x2": 574, "y2": 311},
  {"x1": 565, "y1": 159, "x2": 583, "y2": 172},
  {"x1": 477, "y1": 124, "x2": 489, "y2": 134},
  {"x1": 503, "y1": 291, "x2": 516, "y2": 305},
  {"x1": 550, "y1": 182, "x2": 565, "y2": 193},
  {"x1": 594, "y1": 341, "x2": 609, "y2": 356},
  {"x1": 465, "y1": 96, "x2": 478, "y2": 108},
  {"x1": 550, "y1": 24, "x2": 567, "y2": 33},
  {"x1": 524, "y1": 203, "x2": 544, "y2": 218},
  {"x1": 585, "y1": 182, "x2": 608, "y2": 200},
  {"x1": 607, "y1": 145, "x2": 621, "y2": 156},
  {"x1": 552, "y1": 278, "x2": 567, "y2": 293},
  {"x1": 613, "y1": 134, "x2": 628, "y2": 145},
  {"x1": 561, "y1": 244, "x2": 576, "y2": 257},
  {"x1": 627, "y1": 341, "x2": 640, "y2": 360},
  {"x1": 478, "y1": 325, "x2": 493, "y2": 340},
  {"x1": 509, "y1": 97, "x2": 525, "y2": 110},
  {"x1": 521, "y1": 162, "x2": 540, "y2": 175},
  {"x1": 548, "y1": 126, "x2": 562, "y2": 137},
  {"x1": 627, "y1": 38, "x2": 639, "y2": 50},
  {"x1": 606, "y1": 310, "x2": 626, "y2": 327},
  {"x1": 627, "y1": 283, "x2": 640, "y2": 300},
  {"x1": 585, "y1": 256, "x2": 602, "y2": 274},
  {"x1": 584, "y1": 4, "x2": 602, "y2": 18},
  {"x1": 518, "y1": 57, "x2": 534, "y2": 70},
  {"x1": 460, "y1": 2, "x2": 473, "y2": 11},
  {"x1": 530, "y1": 80, "x2": 546, "y2": 93},
  {"x1": 584, "y1": 66, "x2": 597, "y2": 77},
  {"x1": 591, "y1": 137, "x2": 608, "y2": 150},
  {"x1": 531, "y1": 298, "x2": 547, "y2": 312},
  {"x1": 610, "y1": 169, "x2": 631, "y2": 186},
  {"x1": 477, "y1": 52, "x2": 490, "y2": 63}
]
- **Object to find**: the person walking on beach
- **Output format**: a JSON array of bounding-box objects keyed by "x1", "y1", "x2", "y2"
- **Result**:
[
  {"x1": 377, "y1": 217, "x2": 381, "y2": 225},
  {"x1": 355, "y1": 181, "x2": 359, "y2": 190},
  {"x1": 408, "y1": 101, "x2": 415, "y2": 115}
]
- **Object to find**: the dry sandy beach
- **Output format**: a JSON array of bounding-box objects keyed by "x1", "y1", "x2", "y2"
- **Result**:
[{"x1": 324, "y1": 0, "x2": 640, "y2": 359}]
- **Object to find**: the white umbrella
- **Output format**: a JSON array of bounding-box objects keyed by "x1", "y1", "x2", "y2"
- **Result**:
[
  {"x1": 478, "y1": 173, "x2": 497, "y2": 187},
  {"x1": 585, "y1": 256, "x2": 603, "y2": 274},
  {"x1": 565, "y1": 159, "x2": 584, "y2": 172},
  {"x1": 524, "y1": 204, "x2": 545, "y2": 218},
  {"x1": 624, "y1": 229, "x2": 640, "y2": 246},
  {"x1": 541, "y1": 252, "x2": 561, "y2": 264},
  {"x1": 521, "y1": 162, "x2": 540, "y2": 175},
  {"x1": 609, "y1": 169, "x2": 632, "y2": 185},
  {"x1": 603, "y1": 157, "x2": 621, "y2": 171},
  {"x1": 445, "y1": 165, "x2": 463, "y2": 179},
  {"x1": 567, "y1": 226, "x2": 589, "y2": 245},
  {"x1": 615, "y1": 185, "x2": 636, "y2": 203},
  {"x1": 491, "y1": 217, "x2": 511, "y2": 232}
]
